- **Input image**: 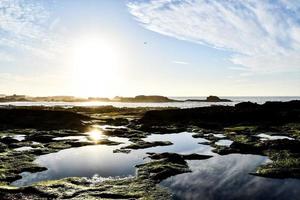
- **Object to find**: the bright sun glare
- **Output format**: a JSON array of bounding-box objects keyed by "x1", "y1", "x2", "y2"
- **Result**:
[
  {"x1": 87, "y1": 129, "x2": 104, "y2": 141},
  {"x1": 69, "y1": 37, "x2": 121, "y2": 97}
]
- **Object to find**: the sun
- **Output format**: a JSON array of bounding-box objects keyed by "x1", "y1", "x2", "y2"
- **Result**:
[
  {"x1": 86, "y1": 129, "x2": 104, "y2": 141},
  {"x1": 69, "y1": 36, "x2": 121, "y2": 97}
]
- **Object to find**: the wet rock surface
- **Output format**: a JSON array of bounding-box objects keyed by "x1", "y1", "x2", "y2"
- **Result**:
[
  {"x1": 138, "y1": 100, "x2": 300, "y2": 129},
  {"x1": 211, "y1": 127, "x2": 300, "y2": 178},
  {"x1": 147, "y1": 152, "x2": 213, "y2": 162},
  {"x1": 0, "y1": 102, "x2": 299, "y2": 199},
  {"x1": 121, "y1": 140, "x2": 173, "y2": 150},
  {"x1": 0, "y1": 108, "x2": 90, "y2": 130}
]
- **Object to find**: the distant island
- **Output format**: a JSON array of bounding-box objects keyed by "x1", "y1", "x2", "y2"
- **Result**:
[
  {"x1": 186, "y1": 95, "x2": 232, "y2": 102},
  {"x1": 0, "y1": 94, "x2": 231, "y2": 103}
]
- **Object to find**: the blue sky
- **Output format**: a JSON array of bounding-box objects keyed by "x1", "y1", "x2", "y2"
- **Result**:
[{"x1": 0, "y1": 0, "x2": 299, "y2": 97}]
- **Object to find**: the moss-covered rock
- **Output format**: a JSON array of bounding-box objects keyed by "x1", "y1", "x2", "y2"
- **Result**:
[
  {"x1": 252, "y1": 151, "x2": 300, "y2": 178},
  {"x1": 121, "y1": 140, "x2": 172, "y2": 150},
  {"x1": 0, "y1": 151, "x2": 46, "y2": 184}
]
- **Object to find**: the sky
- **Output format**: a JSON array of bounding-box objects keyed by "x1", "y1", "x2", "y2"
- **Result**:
[{"x1": 0, "y1": 0, "x2": 299, "y2": 97}]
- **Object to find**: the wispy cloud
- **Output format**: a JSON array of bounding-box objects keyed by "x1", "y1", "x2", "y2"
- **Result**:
[
  {"x1": 172, "y1": 60, "x2": 189, "y2": 65},
  {"x1": 0, "y1": 0, "x2": 62, "y2": 61},
  {"x1": 0, "y1": 51, "x2": 14, "y2": 62},
  {"x1": 127, "y1": 0, "x2": 300, "y2": 73}
]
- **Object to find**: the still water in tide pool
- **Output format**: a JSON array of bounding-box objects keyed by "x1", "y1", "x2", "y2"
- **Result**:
[
  {"x1": 12, "y1": 132, "x2": 213, "y2": 186},
  {"x1": 11, "y1": 132, "x2": 300, "y2": 200},
  {"x1": 161, "y1": 154, "x2": 300, "y2": 200}
]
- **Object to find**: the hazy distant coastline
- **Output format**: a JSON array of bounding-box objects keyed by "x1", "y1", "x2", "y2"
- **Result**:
[{"x1": 0, "y1": 94, "x2": 231, "y2": 103}]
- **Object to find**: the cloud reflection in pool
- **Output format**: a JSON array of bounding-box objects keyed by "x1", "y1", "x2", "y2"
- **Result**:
[
  {"x1": 12, "y1": 132, "x2": 211, "y2": 186},
  {"x1": 161, "y1": 154, "x2": 300, "y2": 200}
]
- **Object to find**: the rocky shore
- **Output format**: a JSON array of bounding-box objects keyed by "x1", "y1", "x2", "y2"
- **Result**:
[{"x1": 0, "y1": 101, "x2": 299, "y2": 199}]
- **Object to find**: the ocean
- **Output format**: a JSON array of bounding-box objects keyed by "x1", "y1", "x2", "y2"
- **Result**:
[{"x1": 0, "y1": 96, "x2": 299, "y2": 108}]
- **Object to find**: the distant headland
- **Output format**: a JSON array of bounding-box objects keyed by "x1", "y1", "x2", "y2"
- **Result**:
[
  {"x1": 185, "y1": 96, "x2": 232, "y2": 102},
  {"x1": 0, "y1": 94, "x2": 232, "y2": 103}
]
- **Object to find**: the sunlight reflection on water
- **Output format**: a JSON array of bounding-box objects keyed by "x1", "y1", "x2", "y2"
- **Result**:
[
  {"x1": 11, "y1": 131, "x2": 300, "y2": 200},
  {"x1": 12, "y1": 132, "x2": 210, "y2": 186}
]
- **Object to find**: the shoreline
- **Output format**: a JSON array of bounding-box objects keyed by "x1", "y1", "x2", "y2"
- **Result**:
[{"x1": 0, "y1": 95, "x2": 232, "y2": 104}]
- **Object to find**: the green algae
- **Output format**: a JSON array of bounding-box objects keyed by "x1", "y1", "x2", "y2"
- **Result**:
[
  {"x1": 0, "y1": 151, "x2": 46, "y2": 184},
  {"x1": 213, "y1": 129, "x2": 300, "y2": 178},
  {"x1": 224, "y1": 126, "x2": 258, "y2": 133},
  {"x1": 252, "y1": 151, "x2": 300, "y2": 178},
  {"x1": 121, "y1": 140, "x2": 173, "y2": 150}
]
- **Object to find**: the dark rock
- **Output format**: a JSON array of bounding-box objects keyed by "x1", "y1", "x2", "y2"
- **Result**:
[
  {"x1": 147, "y1": 152, "x2": 187, "y2": 164},
  {"x1": 182, "y1": 153, "x2": 213, "y2": 160},
  {"x1": 148, "y1": 152, "x2": 212, "y2": 161},
  {"x1": 185, "y1": 95, "x2": 232, "y2": 102},
  {"x1": 0, "y1": 108, "x2": 89, "y2": 130},
  {"x1": 94, "y1": 139, "x2": 122, "y2": 146},
  {"x1": 138, "y1": 125, "x2": 186, "y2": 134},
  {"x1": 137, "y1": 159, "x2": 189, "y2": 182},
  {"x1": 0, "y1": 137, "x2": 19, "y2": 145},
  {"x1": 139, "y1": 100, "x2": 300, "y2": 129},
  {"x1": 102, "y1": 118, "x2": 129, "y2": 126},
  {"x1": 0, "y1": 142, "x2": 7, "y2": 152},
  {"x1": 260, "y1": 139, "x2": 300, "y2": 153},
  {"x1": 122, "y1": 140, "x2": 172, "y2": 150},
  {"x1": 103, "y1": 128, "x2": 147, "y2": 139},
  {"x1": 113, "y1": 149, "x2": 131, "y2": 154},
  {"x1": 235, "y1": 101, "x2": 260, "y2": 109},
  {"x1": 206, "y1": 96, "x2": 231, "y2": 102},
  {"x1": 251, "y1": 151, "x2": 300, "y2": 178},
  {"x1": 114, "y1": 95, "x2": 179, "y2": 103},
  {"x1": 27, "y1": 134, "x2": 55, "y2": 143},
  {"x1": 137, "y1": 152, "x2": 212, "y2": 183}
]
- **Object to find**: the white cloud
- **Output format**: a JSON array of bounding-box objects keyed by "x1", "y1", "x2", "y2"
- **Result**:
[
  {"x1": 0, "y1": 0, "x2": 62, "y2": 61},
  {"x1": 128, "y1": 0, "x2": 300, "y2": 73},
  {"x1": 172, "y1": 60, "x2": 189, "y2": 65}
]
